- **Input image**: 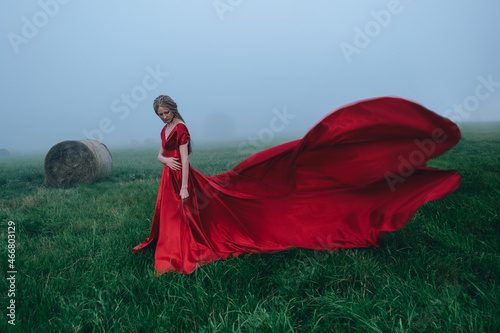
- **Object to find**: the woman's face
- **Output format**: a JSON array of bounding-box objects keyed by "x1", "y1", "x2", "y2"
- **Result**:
[{"x1": 157, "y1": 106, "x2": 175, "y2": 123}]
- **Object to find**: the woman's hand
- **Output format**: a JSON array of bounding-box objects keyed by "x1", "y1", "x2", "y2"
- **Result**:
[
  {"x1": 180, "y1": 187, "x2": 189, "y2": 204},
  {"x1": 159, "y1": 156, "x2": 182, "y2": 170}
]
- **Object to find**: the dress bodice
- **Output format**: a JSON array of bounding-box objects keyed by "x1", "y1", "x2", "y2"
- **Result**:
[{"x1": 161, "y1": 123, "x2": 190, "y2": 158}]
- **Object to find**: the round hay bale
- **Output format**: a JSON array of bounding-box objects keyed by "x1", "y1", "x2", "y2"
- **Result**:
[{"x1": 44, "y1": 140, "x2": 112, "y2": 186}]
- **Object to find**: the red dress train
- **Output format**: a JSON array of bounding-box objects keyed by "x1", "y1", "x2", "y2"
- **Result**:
[{"x1": 133, "y1": 97, "x2": 461, "y2": 274}]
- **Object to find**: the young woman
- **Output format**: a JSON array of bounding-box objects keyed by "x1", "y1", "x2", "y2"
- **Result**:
[{"x1": 133, "y1": 95, "x2": 461, "y2": 275}]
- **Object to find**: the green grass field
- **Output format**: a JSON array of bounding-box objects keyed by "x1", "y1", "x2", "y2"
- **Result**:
[{"x1": 1, "y1": 123, "x2": 499, "y2": 332}]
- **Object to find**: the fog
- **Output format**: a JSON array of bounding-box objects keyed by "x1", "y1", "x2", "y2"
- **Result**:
[{"x1": 1, "y1": 0, "x2": 499, "y2": 154}]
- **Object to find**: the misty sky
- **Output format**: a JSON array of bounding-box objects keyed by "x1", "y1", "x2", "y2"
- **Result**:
[{"x1": 1, "y1": 0, "x2": 499, "y2": 153}]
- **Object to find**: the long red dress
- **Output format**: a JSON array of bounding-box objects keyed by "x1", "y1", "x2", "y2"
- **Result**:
[{"x1": 133, "y1": 97, "x2": 461, "y2": 274}]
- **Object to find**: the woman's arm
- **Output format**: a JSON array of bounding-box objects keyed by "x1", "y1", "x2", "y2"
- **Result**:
[
  {"x1": 157, "y1": 146, "x2": 165, "y2": 163},
  {"x1": 179, "y1": 143, "x2": 190, "y2": 203},
  {"x1": 158, "y1": 146, "x2": 181, "y2": 170}
]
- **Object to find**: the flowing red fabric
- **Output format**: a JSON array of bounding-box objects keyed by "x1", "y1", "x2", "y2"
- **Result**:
[{"x1": 133, "y1": 97, "x2": 461, "y2": 275}]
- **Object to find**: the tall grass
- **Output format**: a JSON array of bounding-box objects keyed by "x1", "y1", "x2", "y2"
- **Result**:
[{"x1": 0, "y1": 124, "x2": 499, "y2": 332}]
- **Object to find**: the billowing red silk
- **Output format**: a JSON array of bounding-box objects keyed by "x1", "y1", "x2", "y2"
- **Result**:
[{"x1": 133, "y1": 97, "x2": 461, "y2": 275}]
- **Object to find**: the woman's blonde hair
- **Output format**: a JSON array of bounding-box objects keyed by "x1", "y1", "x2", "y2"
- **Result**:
[{"x1": 153, "y1": 95, "x2": 192, "y2": 154}]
